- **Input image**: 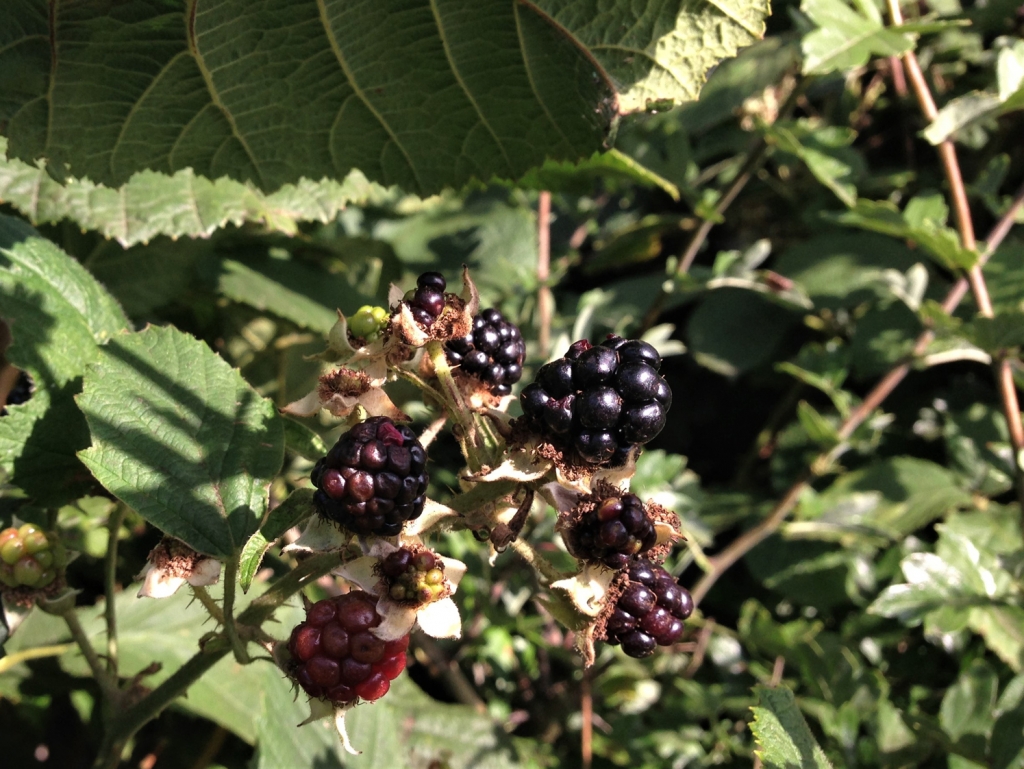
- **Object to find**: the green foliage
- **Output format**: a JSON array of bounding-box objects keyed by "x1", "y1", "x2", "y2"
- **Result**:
[{"x1": 751, "y1": 685, "x2": 833, "y2": 768}]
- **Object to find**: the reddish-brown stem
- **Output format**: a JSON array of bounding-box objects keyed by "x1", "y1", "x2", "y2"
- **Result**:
[
  {"x1": 690, "y1": 179, "x2": 1024, "y2": 606},
  {"x1": 581, "y1": 665, "x2": 593, "y2": 769},
  {"x1": 537, "y1": 191, "x2": 553, "y2": 358}
]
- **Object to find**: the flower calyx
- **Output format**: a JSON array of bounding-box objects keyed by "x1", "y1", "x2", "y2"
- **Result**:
[{"x1": 137, "y1": 537, "x2": 221, "y2": 598}]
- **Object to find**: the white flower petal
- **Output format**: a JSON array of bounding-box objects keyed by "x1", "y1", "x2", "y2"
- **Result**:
[
  {"x1": 297, "y1": 695, "x2": 336, "y2": 727},
  {"x1": 551, "y1": 565, "x2": 617, "y2": 618},
  {"x1": 415, "y1": 597, "x2": 462, "y2": 639},
  {"x1": 283, "y1": 516, "x2": 349, "y2": 555},
  {"x1": 280, "y1": 389, "x2": 324, "y2": 417},
  {"x1": 541, "y1": 481, "x2": 579, "y2": 514},
  {"x1": 438, "y1": 556, "x2": 467, "y2": 593},
  {"x1": 654, "y1": 520, "x2": 679, "y2": 546},
  {"x1": 333, "y1": 555, "x2": 381, "y2": 594},
  {"x1": 404, "y1": 499, "x2": 458, "y2": 537},
  {"x1": 371, "y1": 601, "x2": 419, "y2": 641},
  {"x1": 137, "y1": 562, "x2": 188, "y2": 598},
  {"x1": 186, "y1": 558, "x2": 221, "y2": 587},
  {"x1": 468, "y1": 453, "x2": 550, "y2": 483}
]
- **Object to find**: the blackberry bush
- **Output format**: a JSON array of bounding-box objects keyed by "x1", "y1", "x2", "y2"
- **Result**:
[
  {"x1": 519, "y1": 336, "x2": 672, "y2": 465},
  {"x1": 603, "y1": 558, "x2": 693, "y2": 659},
  {"x1": 445, "y1": 308, "x2": 526, "y2": 396},
  {"x1": 311, "y1": 416, "x2": 429, "y2": 537},
  {"x1": 563, "y1": 492, "x2": 657, "y2": 570},
  {"x1": 0, "y1": 523, "x2": 60, "y2": 590},
  {"x1": 288, "y1": 591, "x2": 409, "y2": 704}
]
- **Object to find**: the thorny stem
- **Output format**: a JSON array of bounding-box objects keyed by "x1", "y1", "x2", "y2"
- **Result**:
[
  {"x1": 61, "y1": 604, "x2": 119, "y2": 698},
  {"x1": 691, "y1": 185, "x2": 1024, "y2": 606},
  {"x1": 639, "y1": 75, "x2": 804, "y2": 333},
  {"x1": 92, "y1": 552, "x2": 345, "y2": 769},
  {"x1": 538, "y1": 190, "x2": 554, "y2": 358},
  {"x1": 104, "y1": 504, "x2": 127, "y2": 677},
  {"x1": 888, "y1": 0, "x2": 1024, "y2": 510},
  {"x1": 222, "y1": 555, "x2": 249, "y2": 664},
  {"x1": 581, "y1": 665, "x2": 593, "y2": 769},
  {"x1": 510, "y1": 538, "x2": 566, "y2": 585},
  {"x1": 191, "y1": 585, "x2": 225, "y2": 624}
]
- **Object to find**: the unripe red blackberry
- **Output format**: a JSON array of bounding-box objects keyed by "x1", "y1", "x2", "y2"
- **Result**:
[
  {"x1": 404, "y1": 272, "x2": 447, "y2": 329},
  {"x1": 604, "y1": 558, "x2": 693, "y2": 658},
  {"x1": 565, "y1": 493, "x2": 657, "y2": 570},
  {"x1": 445, "y1": 308, "x2": 526, "y2": 396},
  {"x1": 288, "y1": 591, "x2": 408, "y2": 705},
  {"x1": 0, "y1": 523, "x2": 60, "y2": 590},
  {"x1": 311, "y1": 416, "x2": 428, "y2": 537},
  {"x1": 519, "y1": 336, "x2": 671, "y2": 466}
]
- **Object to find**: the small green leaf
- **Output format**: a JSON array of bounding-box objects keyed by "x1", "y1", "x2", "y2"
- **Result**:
[
  {"x1": 77, "y1": 326, "x2": 284, "y2": 558},
  {"x1": 801, "y1": 0, "x2": 913, "y2": 75},
  {"x1": 941, "y1": 659, "x2": 999, "y2": 741},
  {"x1": 750, "y1": 685, "x2": 833, "y2": 769},
  {"x1": 283, "y1": 419, "x2": 329, "y2": 462},
  {"x1": 518, "y1": 149, "x2": 680, "y2": 201},
  {"x1": 796, "y1": 401, "x2": 841, "y2": 448},
  {"x1": 239, "y1": 488, "x2": 316, "y2": 592}
]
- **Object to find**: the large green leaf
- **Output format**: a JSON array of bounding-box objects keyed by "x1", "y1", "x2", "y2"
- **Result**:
[
  {"x1": 77, "y1": 325, "x2": 284, "y2": 558},
  {"x1": 0, "y1": 214, "x2": 130, "y2": 504},
  {"x1": 750, "y1": 685, "x2": 833, "y2": 769},
  {"x1": 0, "y1": 137, "x2": 382, "y2": 248},
  {"x1": 800, "y1": 0, "x2": 913, "y2": 75},
  {"x1": 0, "y1": 0, "x2": 767, "y2": 197}
]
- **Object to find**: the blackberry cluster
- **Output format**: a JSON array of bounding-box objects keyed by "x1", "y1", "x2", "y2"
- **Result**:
[
  {"x1": 445, "y1": 309, "x2": 526, "y2": 396},
  {"x1": 311, "y1": 416, "x2": 428, "y2": 537},
  {"x1": 605, "y1": 558, "x2": 693, "y2": 658},
  {"x1": 404, "y1": 272, "x2": 447, "y2": 328},
  {"x1": 288, "y1": 591, "x2": 408, "y2": 704},
  {"x1": 0, "y1": 524, "x2": 59, "y2": 589},
  {"x1": 381, "y1": 547, "x2": 446, "y2": 604},
  {"x1": 569, "y1": 494, "x2": 657, "y2": 570},
  {"x1": 519, "y1": 337, "x2": 672, "y2": 465},
  {"x1": 1, "y1": 371, "x2": 32, "y2": 416}
]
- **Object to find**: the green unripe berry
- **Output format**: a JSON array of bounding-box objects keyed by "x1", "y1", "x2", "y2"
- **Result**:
[
  {"x1": 18, "y1": 523, "x2": 41, "y2": 539},
  {"x1": 349, "y1": 305, "x2": 389, "y2": 340},
  {"x1": 0, "y1": 528, "x2": 18, "y2": 548},
  {"x1": 1, "y1": 537, "x2": 25, "y2": 565},
  {"x1": 13, "y1": 556, "x2": 43, "y2": 587},
  {"x1": 23, "y1": 530, "x2": 50, "y2": 556},
  {"x1": 0, "y1": 564, "x2": 17, "y2": 587},
  {"x1": 37, "y1": 569, "x2": 56, "y2": 588},
  {"x1": 390, "y1": 584, "x2": 407, "y2": 601},
  {"x1": 34, "y1": 550, "x2": 54, "y2": 569},
  {"x1": 425, "y1": 568, "x2": 444, "y2": 586}
]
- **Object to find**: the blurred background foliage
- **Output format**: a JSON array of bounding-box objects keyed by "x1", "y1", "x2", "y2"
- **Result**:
[{"x1": 3, "y1": 0, "x2": 1024, "y2": 767}]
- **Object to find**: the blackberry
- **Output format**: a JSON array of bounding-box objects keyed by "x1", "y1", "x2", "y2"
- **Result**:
[
  {"x1": 566, "y1": 493, "x2": 657, "y2": 570},
  {"x1": 404, "y1": 272, "x2": 447, "y2": 328},
  {"x1": 519, "y1": 336, "x2": 671, "y2": 465},
  {"x1": 0, "y1": 524, "x2": 60, "y2": 589},
  {"x1": 311, "y1": 416, "x2": 428, "y2": 537},
  {"x1": 604, "y1": 558, "x2": 693, "y2": 658},
  {"x1": 445, "y1": 308, "x2": 526, "y2": 396},
  {"x1": 1, "y1": 370, "x2": 32, "y2": 415},
  {"x1": 288, "y1": 591, "x2": 408, "y2": 705},
  {"x1": 380, "y1": 547, "x2": 447, "y2": 603}
]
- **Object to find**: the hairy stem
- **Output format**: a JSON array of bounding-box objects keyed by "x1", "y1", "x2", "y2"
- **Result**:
[
  {"x1": 426, "y1": 340, "x2": 485, "y2": 472},
  {"x1": 538, "y1": 190, "x2": 553, "y2": 358},
  {"x1": 104, "y1": 504, "x2": 127, "y2": 677},
  {"x1": 222, "y1": 555, "x2": 249, "y2": 664},
  {"x1": 61, "y1": 605, "x2": 119, "y2": 698},
  {"x1": 191, "y1": 585, "x2": 225, "y2": 624},
  {"x1": 510, "y1": 538, "x2": 566, "y2": 585}
]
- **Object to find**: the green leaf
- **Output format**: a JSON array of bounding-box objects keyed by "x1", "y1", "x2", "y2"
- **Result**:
[
  {"x1": 239, "y1": 488, "x2": 316, "y2": 592},
  {"x1": 800, "y1": 0, "x2": 914, "y2": 75},
  {"x1": 767, "y1": 121, "x2": 860, "y2": 207},
  {"x1": 0, "y1": 214, "x2": 130, "y2": 504},
  {"x1": 969, "y1": 606, "x2": 1024, "y2": 673},
  {"x1": 517, "y1": 149, "x2": 680, "y2": 200},
  {"x1": 217, "y1": 256, "x2": 371, "y2": 335},
  {"x1": 282, "y1": 418, "x2": 329, "y2": 462},
  {"x1": 750, "y1": 685, "x2": 834, "y2": 769},
  {"x1": 0, "y1": 1, "x2": 767, "y2": 196},
  {"x1": 796, "y1": 401, "x2": 841, "y2": 448},
  {"x1": 940, "y1": 659, "x2": 999, "y2": 742},
  {"x1": 77, "y1": 325, "x2": 284, "y2": 558},
  {"x1": 970, "y1": 311, "x2": 1024, "y2": 354},
  {"x1": 0, "y1": 138, "x2": 383, "y2": 248},
  {"x1": 833, "y1": 198, "x2": 977, "y2": 271}
]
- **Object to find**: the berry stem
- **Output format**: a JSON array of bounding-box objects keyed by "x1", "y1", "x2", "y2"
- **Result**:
[
  {"x1": 426, "y1": 340, "x2": 486, "y2": 472},
  {"x1": 510, "y1": 538, "x2": 566, "y2": 585},
  {"x1": 59, "y1": 603, "x2": 120, "y2": 698},
  {"x1": 222, "y1": 555, "x2": 250, "y2": 664},
  {"x1": 103, "y1": 503, "x2": 127, "y2": 678},
  {"x1": 191, "y1": 584, "x2": 225, "y2": 624}
]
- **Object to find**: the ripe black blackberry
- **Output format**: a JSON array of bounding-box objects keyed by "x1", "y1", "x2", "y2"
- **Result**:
[
  {"x1": 311, "y1": 416, "x2": 428, "y2": 537},
  {"x1": 567, "y1": 493, "x2": 657, "y2": 570},
  {"x1": 1, "y1": 370, "x2": 32, "y2": 416},
  {"x1": 445, "y1": 308, "x2": 526, "y2": 396},
  {"x1": 604, "y1": 558, "x2": 693, "y2": 658},
  {"x1": 288, "y1": 591, "x2": 408, "y2": 704},
  {"x1": 404, "y1": 271, "x2": 447, "y2": 328},
  {"x1": 519, "y1": 336, "x2": 671, "y2": 465}
]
